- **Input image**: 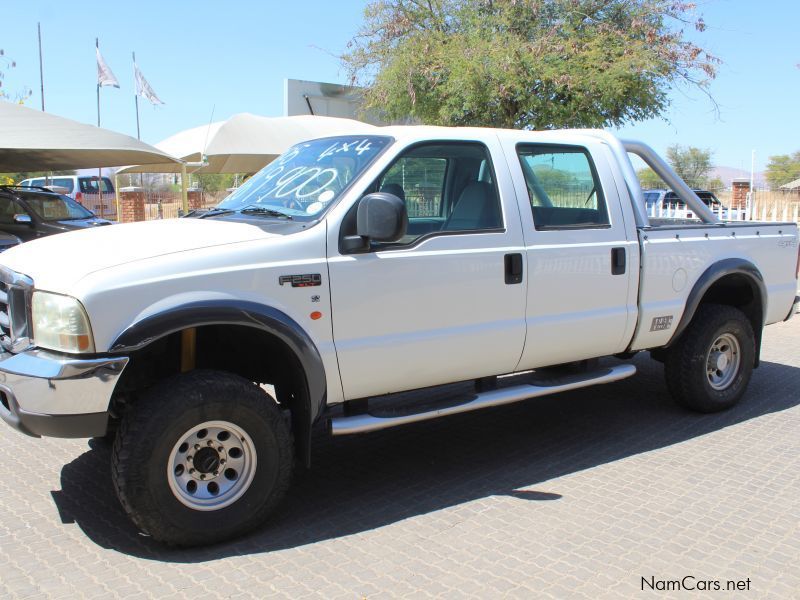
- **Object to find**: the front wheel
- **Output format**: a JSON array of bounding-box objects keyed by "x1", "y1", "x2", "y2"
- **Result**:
[
  {"x1": 665, "y1": 304, "x2": 756, "y2": 413},
  {"x1": 112, "y1": 370, "x2": 294, "y2": 546}
]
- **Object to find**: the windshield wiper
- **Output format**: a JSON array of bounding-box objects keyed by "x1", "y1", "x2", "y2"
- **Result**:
[
  {"x1": 195, "y1": 207, "x2": 236, "y2": 219},
  {"x1": 239, "y1": 205, "x2": 294, "y2": 220}
]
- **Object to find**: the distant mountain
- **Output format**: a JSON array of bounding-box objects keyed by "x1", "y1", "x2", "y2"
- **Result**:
[{"x1": 710, "y1": 166, "x2": 766, "y2": 189}]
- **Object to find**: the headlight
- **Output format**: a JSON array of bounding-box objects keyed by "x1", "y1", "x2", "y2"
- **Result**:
[{"x1": 32, "y1": 291, "x2": 95, "y2": 354}]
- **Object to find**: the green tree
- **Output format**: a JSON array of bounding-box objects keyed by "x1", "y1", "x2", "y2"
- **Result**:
[
  {"x1": 194, "y1": 173, "x2": 238, "y2": 194},
  {"x1": 343, "y1": 0, "x2": 719, "y2": 129},
  {"x1": 665, "y1": 145, "x2": 714, "y2": 188},
  {"x1": 765, "y1": 151, "x2": 800, "y2": 189},
  {"x1": 637, "y1": 167, "x2": 663, "y2": 190}
]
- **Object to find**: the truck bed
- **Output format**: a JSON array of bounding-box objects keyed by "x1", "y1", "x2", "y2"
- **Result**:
[{"x1": 629, "y1": 221, "x2": 799, "y2": 351}]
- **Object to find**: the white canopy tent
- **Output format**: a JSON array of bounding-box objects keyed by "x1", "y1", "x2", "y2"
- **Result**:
[
  {"x1": 117, "y1": 113, "x2": 378, "y2": 175},
  {"x1": 0, "y1": 101, "x2": 180, "y2": 171}
]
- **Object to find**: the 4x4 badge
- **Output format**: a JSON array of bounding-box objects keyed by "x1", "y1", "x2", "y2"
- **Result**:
[{"x1": 279, "y1": 274, "x2": 322, "y2": 288}]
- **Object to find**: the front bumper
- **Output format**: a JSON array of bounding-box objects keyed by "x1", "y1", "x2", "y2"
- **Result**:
[{"x1": 0, "y1": 349, "x2": 128, "y2": 438}]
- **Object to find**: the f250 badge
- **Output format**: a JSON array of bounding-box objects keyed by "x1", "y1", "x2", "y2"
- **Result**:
[
  {"x1": 650, "y1": 315, "x2": 673, "y2": 332},
  {"x1": 279, "y1": 273, "x2": 322, "y2": 288}
]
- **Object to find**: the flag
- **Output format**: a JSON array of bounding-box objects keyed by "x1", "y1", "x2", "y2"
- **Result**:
[
  {"x1": 96, "y1": 48, "x2": 119, "y2": 88},
  {"x1": 134, "y1": 63, "x2": 164, "y2": 105}
]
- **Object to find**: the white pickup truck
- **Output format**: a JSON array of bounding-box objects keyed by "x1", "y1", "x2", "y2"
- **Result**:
[{"x1": 0, "y1": 128, "x2": 797, "y2": 546}]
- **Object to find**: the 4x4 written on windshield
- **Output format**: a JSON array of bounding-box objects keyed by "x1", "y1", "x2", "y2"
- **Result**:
[{"x1": 216, "y1": 136, "x2": 392, "y2": 220}]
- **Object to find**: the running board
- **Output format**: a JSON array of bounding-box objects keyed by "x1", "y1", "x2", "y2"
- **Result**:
[{"x1": 330, "y1": 364, "x2": 637, "y2": 435}]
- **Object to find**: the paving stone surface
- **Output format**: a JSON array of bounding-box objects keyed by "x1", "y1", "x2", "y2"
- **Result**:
[{"x1": 1, "y1": 318, "x2": 798, "y2": 599}]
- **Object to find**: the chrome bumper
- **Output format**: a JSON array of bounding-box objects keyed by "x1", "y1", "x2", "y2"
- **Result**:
[{"x1": 0, "y1": 349, "x2": 128, "y2": 438}]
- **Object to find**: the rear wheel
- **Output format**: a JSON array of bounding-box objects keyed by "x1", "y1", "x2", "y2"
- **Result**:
[
  {"x1": 112, "y1": 370, "x2": 294, "y2": 546},
  {"x1": 665, "y1": 304, "x2": 755, "y2": 412}
]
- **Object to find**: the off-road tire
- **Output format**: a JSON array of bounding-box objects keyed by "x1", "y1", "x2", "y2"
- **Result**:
[
  {"x1": 665, "y1": 304, "x2": 755, "y2": 413},
  {"x1": 111, "y1": 370, "x2": 294, "y2": 546}
]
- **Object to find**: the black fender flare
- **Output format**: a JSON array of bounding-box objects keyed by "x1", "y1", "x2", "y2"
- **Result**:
[
  {"x1": 666, "y1": 258, "x2": 766, "y2": 363},
  {"x1": 109, "y1": 300, "x2": 326, "y2": 466}
]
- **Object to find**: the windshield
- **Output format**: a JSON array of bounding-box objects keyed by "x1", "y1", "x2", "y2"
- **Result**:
[
  {"x1": 23, "y1": 193, "x2": 95, "y2": 221},
  {"x1": 217, "y1": 135, "x2": 392, "y2": 220}
]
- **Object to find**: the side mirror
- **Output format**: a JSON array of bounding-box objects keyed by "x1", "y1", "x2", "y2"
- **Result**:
[
  {"x1": 13, "y1": 214, "x2": 32, "y2": 225},
  {"x1": 342, "y1": 192, "x2": 408, "y2": 252}
]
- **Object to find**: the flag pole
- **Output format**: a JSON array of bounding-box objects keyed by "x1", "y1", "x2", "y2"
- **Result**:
[
  {"x1": 37, "y1": 23, "x2": 45, "y2": 111},
  {"x1": 132, "y1": 51, "x2": 145, "y2": 190},
  {"x1": 95, "y1": 38, "x2": 104, "y2": 218},
  {"x1": 96, "y1": 38, "x2": 101, "y2": 127},
  {"x1": 132, "y1": 51, "x2": 141, "y2": 140}
]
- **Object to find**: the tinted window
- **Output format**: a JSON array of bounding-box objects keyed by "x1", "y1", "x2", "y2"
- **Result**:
[
  {"x1": 79, "y1": 177, "x2": 113, "y2": 194},
  {"x1": 21, "y1": 193, "x2": 94, "y2": 221},
  {"x1": 0, "y1": 196, "x2": 24, "y2": 224},
  {"x1": 643, "y1": 191, "x2": 661, "y2": 205},
  {"x1": 517, "y1": 145, "x2": 609, "y2": 229},
  {"x1": 370, "y1": 142, "x2": 503, "y2": 247},
  {"x1": 51, "y1": 177, "x2": 75, "y2": 192}
]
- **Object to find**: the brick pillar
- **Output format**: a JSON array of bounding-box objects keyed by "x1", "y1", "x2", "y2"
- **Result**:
[
  {"x1": 119, "y1": 187, "x2": 146, "y2": 223},
  {"x1": 731, "y1": 179, "x2": 750, "y2": 210},
  {"x1": 187, "y1": 189, "x2": 203, "y2": 210}
]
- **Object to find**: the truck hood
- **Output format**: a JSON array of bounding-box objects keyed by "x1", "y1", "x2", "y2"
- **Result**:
[{"x1": 0, "y1": 218, "x2": 277, "y2": 291}]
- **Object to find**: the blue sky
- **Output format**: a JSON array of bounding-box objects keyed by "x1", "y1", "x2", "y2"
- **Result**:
[{"x1": 2, "y1": 0, "x2": 798, "y2": 171}]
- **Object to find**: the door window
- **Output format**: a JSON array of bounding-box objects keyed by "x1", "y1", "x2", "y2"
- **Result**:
[
  {"x1": 79, "y1": 177, "x2": 113, "y2": 194},
  {"x1": 517, "y1": 145, "x2": 609, "y2": 230},
  {"x1": 0, "y1": 197, "x2": 23, "y2": 224},
  {"x1": 366, "y1": 143, "x2": 503, "y2": 247},
  {"x1": 380, "y1": 156, "x2": 446, "y2": 218}
]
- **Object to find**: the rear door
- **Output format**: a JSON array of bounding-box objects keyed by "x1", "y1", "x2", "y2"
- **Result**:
[
  {"x1": 500, "y1": 135, "x2": 639, "y2": 369},
  {"x1": 327, "y1": 137, "x2": 528, "y2": 400}
]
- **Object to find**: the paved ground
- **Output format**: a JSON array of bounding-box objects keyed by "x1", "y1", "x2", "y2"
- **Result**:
[{"x1": 1, "y1": 318, "x2": 798, "y2": 599}]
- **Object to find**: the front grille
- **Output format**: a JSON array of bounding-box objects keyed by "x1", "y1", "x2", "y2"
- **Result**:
[
  {"x1": 0, "y1": 280, "x2": 10, "y2": 348},
  {"x1": 0, "y1": 267, "x2": 33, "y2": 353}
]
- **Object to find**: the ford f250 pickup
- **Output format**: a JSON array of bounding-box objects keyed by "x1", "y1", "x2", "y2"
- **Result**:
[{"x1": 0, "y1": 128, "x2": 797, "y2": 546}]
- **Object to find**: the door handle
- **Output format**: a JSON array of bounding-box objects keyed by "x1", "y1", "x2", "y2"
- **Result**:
[
  {"x1": 611, "y1": 247, "x2": 626, "y2": 275},
  {"x1": 504, "y1": 253, "x2": 523, "y2": 284}
]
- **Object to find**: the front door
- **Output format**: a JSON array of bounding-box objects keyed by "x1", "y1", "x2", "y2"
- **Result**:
[{"x1": 328, "y1": 139, "x2": 528, "y2": 400}]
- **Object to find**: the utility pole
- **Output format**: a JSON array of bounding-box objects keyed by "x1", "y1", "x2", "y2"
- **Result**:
[{"x1": 37, "y1": 23, "x2": 45, "y2": 111}]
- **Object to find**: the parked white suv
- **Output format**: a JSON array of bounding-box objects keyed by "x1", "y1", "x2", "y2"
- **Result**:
[
  {"x1": 18, "y1": 175, "x2": 116, "y2": 218},
  {"x1": 0, "y1": 128, "x2": 798, "y2": 546}
]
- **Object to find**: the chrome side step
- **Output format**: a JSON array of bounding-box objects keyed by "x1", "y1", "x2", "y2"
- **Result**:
[{"x1": 330, "y1": 364, "x2": 637, "y2": 435}]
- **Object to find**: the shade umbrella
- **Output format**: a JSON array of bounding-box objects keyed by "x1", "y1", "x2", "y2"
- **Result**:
[
  {"x1": 0, "y1": 101, "x2": 181, "y2": 171},
  {"x1": 117, "y1": 113, "x2": 378, "y2": 175}
]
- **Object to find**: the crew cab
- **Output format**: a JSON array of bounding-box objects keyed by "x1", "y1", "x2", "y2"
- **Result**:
[{"x1": 0, "y1": 128, "x2": 797, "y2": 546}]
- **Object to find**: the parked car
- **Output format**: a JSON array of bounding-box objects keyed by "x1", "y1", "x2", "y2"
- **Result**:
[
  {"x1": 0, "y1": 230, "x2": 22, "y2": 253},
  {"x1": 642, "y1": 188, "x2": 744, "y2": 219},
  {"x1": 0, "y1": 129, "x2": 797, "y2": 546},
  {"x1": 0, "y1": 186, "x2": 112, "y2": 241},
  {"x1": 17, "y1": 175, "x2": 116, "y2": 218}
]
